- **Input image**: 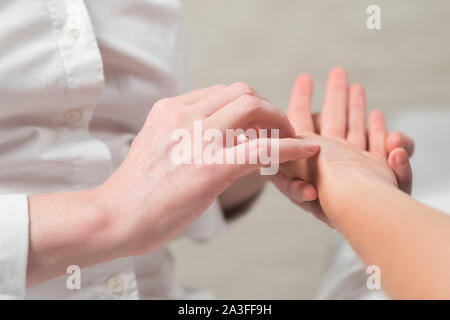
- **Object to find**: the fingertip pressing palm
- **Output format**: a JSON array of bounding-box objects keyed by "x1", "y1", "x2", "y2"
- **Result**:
[{"x1": 272, "y1": 67, "x2": 414, "y2": 226}]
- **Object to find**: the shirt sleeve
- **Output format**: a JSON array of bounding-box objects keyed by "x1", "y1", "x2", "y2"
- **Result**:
[
  {"x1": 0, "y1": 194, "x2": 29, "y2": 299},
  {"x1": 181, "y1": 199, "x2": 226, "y2": 242}
]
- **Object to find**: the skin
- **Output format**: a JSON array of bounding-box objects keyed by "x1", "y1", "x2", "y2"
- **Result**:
[
  {"x1": 222, "y1": 68, "x2": 415, "y2": 218},
  {"x1": 276, "y1": 67, "x2": 450, "y2": 299},
  {"x1": 23, "y1": 68, "x2": 419, "y2": 293},
  {"x1": 272, "y1": 67, "x2": 414, "y2": 224},
  {"x1": 26, "y1": 83, "x2": 321, "y2": 286},
  {"x1": 283, "y1": 124, "x2": 450, "y2": 299}
]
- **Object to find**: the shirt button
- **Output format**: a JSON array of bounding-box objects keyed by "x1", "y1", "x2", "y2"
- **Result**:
[
  {"x1": 106, "y1": 274, "x2": 125, "y2": 294},
  {"x1": 63, "y1": 108, "x2": 83, "y2": 126},
  {"x1": 64, "y1": 9, "x2": 81, "y2": 38},
  {"x1": 65, "y1": 25, "x2": 80, "y2": 38}
]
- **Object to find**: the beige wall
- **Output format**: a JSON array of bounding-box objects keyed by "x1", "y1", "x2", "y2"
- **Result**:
[
  {"x1": 183, "y1": 0, "x2": 450, "y2": 114},
  {"x1": 170, "y1": 0, "x2": 450, "y2": 299}
]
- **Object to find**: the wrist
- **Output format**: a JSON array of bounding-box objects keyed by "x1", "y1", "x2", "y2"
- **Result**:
[
  {"x1": 27, "y1": 188, "x2": 124, "y2": 286},
  {"x1": 67, "y1": 188, "x2": 126, "y2": 262},
  {"x1": 317, "y1": 169, "x2": 398, "y2": 229},
  {"x1": 90, "y1": 184, "x2": 134, "y2": 259},
  {"x1": 325, "y1": 176, "x2": 398, "y2": 233}
]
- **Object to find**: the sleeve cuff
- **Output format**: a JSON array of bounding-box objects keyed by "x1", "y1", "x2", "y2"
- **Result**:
[{"x1": 0, "y1": 194, "x2": 29, "y2": 299}]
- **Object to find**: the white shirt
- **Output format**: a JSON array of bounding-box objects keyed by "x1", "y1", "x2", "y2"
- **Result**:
[{"x1": 0, "y1": 0, "x2": 225, "y2": 299}]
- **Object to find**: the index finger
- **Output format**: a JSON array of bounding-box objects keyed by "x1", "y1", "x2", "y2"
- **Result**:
[{"x1": 176, "y1": 85, "x2": 226, "y2": 105}]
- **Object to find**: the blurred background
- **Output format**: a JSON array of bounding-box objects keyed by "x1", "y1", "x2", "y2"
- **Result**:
[{"x1": 169, "y1": 0, "x2": 450, "y2": 299}]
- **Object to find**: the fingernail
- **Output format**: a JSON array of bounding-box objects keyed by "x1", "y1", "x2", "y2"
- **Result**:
[
  {"x1": 395, "y1": 152, "x2": 408, "y2": 167},
  {"x1": 297, "y1": 185, "x2": 316, "y2": 202},
  {"x1": 294, "y1": 186, "x2": 307, "y2": 202},
  {"x1": 305, "y1": 143, "x2": 320, "y2": 153}
]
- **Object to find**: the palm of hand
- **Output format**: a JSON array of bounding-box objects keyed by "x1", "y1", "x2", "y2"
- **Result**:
[
  {"x1": 274, "y1": 69, "x2": 403, "y2": 226},
  {"x1": 281, "y1": 133, "x2": 397, "y2": 225},
  {"x1": 283, "y1": 134, "x2": 396, "y2": 185}
]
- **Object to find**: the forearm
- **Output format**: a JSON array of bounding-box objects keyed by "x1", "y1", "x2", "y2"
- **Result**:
[
  {"x1": 26, "y1": 188, "x2": 120, "y2": 287},
  {"x1": 328, "y1": 179, "x2": 450, "y2": 299}
]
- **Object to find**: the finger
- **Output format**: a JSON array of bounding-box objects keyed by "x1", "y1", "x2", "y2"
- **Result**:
[
  {"x1": 271, "y1": 173, "x2": 332, "y2": 227},
  {"x1": 287, "y1": 74, "x2": 315, "y2": 134},
  {"x1": 206, "y1": 95, "x2": 296, "y2": 138},
  {"x1": 388, "y1": 148, "x2": 413, "y2": 194},
  {"x1": 368, "y1": 110, "x2": 387, "y2": 157},
  {"x1": 386, "y1": 131, "x2": 415, "y2": 157},
  {"x1": 218, "y1": 138, "x2": 320, "y2": 180},
  {"x1": 194, "y1": 82, "x2": 268, "y2": 116},
  {"x1": 176, "y1": 85, "x2": 226, "y2": 105},
  {"x1": 271, "y1": 172, "x2": 318, "y2": 203},
  {"x1": 321, "y1": 67, "x2": 348, "y2": 138},
  {"x1": 346, "y1": 84, "x2": 367, "y2": 150}
]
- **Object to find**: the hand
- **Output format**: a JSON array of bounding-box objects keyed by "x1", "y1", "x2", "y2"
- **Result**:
[
  {"x1": 272, "y1": 67, "x2": 414, "y2": 225},
  {"x1": 280, "y1": 132, "x2": 398, "y2": 227},
  {"x1": 96, "y1": 83, "x2": 320, "y2": 256}
]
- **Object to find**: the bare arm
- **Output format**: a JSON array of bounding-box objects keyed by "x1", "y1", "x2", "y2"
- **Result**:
[
  {"x1": 330, "y1": 179, "x2": 450, "y2": 299},
  {"x1": 26, "y1": 190, "x2": 117, "y2": 286}
]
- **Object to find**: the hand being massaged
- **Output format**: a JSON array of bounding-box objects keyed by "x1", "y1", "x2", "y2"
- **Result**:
[
  {"x1": 274, "y1": 69, "x2": 450, "y2": 299},
  {"x1": 273, "y1": 67, "x2": 415, "y2": 226}
]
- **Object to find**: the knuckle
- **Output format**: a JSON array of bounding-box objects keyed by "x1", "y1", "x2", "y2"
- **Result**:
[
  {"x1": 239, "y1": 94, "x2": 260, "y2": 111},
  {"x1": 172, "y1": 108, "x2": 190, "y2": 123},
  {"x1": 234, "y1": 82, "x2": 254, "y2": 96},
  {"x1": 213, "y1": 84, "x2": 227, "y2": 90},
  {"x1": 154, "y1": 97, "x2": 172, "y2": 109},
  {"x1": 164, "y1": 107, "x2": 190, "y2": 128}
]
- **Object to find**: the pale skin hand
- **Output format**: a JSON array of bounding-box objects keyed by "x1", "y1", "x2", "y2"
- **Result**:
[
  {"x1": 27, "y1": 83, "x2": 320, "y2": 286},
  {"x1": 280, "y1": 132, "x2": 398, "y2": 225},
  {"x1": 220, "y1": 67, "x2": 415, "y2": 217},
  {"x1": 274, "y1": 68, "x2": 450, "y2": 298},
  {"x1": 272, "y1": 67, "x2": 414, "y2": 224},
  {"x1": 278, "y1": 108, "x2": 450, "y2": 299}
]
